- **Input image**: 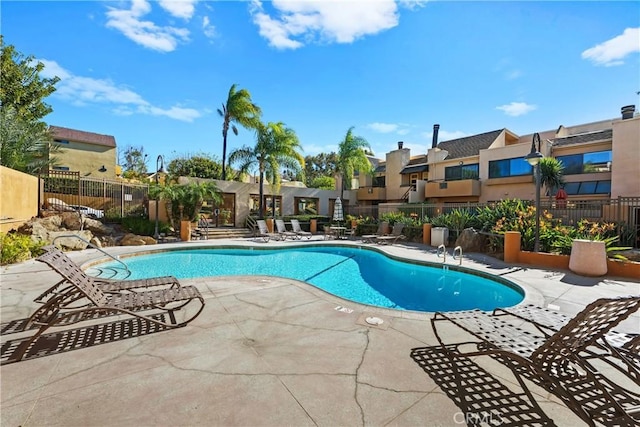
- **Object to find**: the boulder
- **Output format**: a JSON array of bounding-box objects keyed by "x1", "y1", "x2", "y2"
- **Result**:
[
  {"x1": 83, "y1": 217, "x2": 114, "y2": 235},
  {"x1": 90, "y1": 236, "x2": 103, "y2": 248},
  {"x1": 120, "y1": 233, "x2": 157, "y2": 246},
  {"x1": 454, "y1": 228, "x2": 488, "y2": 253},
  {"x1": 49, "y1": 230, "x2": 93, "y2": 250},
  {"x1": 61, "y1": 212, "x2": 83, "y2": 230}
]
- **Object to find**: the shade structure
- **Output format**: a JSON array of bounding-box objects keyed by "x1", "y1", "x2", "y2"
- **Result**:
[{"x1": 333, "y1": 197, "x2": 344, "y2": 222}]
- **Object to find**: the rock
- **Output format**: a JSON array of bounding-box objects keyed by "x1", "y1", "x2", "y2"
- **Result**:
[
  {"x1": 90, "y1": 237, "x2": 102, "y2": 248},
  {"x1": 120, "y1": 233, "x2": 154, "y2": 246},
  {"x1": 83, "y1": 218, "x2": 114, "y2": 235},
  {"x1": 61, "y1": 212, "x2": 83, "y2": 230},
  {"x1": 49, "y1": 230, "x2": 93, "y2": 250},
  {"x1": 454, "y1": 228, "x2": 487, "y2": 253}
]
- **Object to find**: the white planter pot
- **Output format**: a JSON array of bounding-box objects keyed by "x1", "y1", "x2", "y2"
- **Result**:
[{"x1": 569, "y1": 239, "x2": 607, "y2": 276}]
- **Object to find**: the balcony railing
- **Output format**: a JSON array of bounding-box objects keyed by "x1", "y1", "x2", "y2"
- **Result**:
[
  {"x1": 425, "y1": 179, "x2": 481, "y2": 198},
  {"x1": 357, "y1": 186, "x2": 386, "y2": 200}
]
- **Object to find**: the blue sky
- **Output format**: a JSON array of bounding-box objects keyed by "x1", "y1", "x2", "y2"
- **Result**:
[{"x1": 2, "y1": 1, "x2": 639, "y2": 171}]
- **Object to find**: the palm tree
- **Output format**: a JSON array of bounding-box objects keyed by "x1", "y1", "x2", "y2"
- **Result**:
[
  {"x1": 229, "y1": 122, "x2": 304, "y2": 219},
  {"x1": 539, "y1": 157, "x2": 565, "y2": 202},
  {"x1": 336, "y1": 127, "x2": 373, "y2": 194},
  {"x1": 150, "y1": 180, "x2": 222, "y2": 229},
  {"x1": 217, "y1": 84, "x2": 262, "y2": 181}
]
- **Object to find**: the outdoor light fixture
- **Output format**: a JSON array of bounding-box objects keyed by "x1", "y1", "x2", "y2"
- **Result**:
[
  {"x1": 98, "y1": 165, "x2": 107, "y2": 172},
  {"x1": 524, "y1": 133, "x2": 544, "y2": 252},
  {"x1": 154, "y1": 155, "x2": 165, "y2": 241}
]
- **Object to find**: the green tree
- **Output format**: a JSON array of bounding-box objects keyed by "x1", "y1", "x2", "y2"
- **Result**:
[
  {"x1": 539, "y1": 157, "x2": 565, "y2": 201},
  {"x1": 217, "y1": 84, "x2": 262, "y2": 181},
  {"x1": 167, "y1": 154, "x2": 223, "y2": 179},
  {"x1": 119, "y1": 145, "x2": 148, "y2": 180},
  {"x1": 336, "y1": 127, "x2": 372, "y2": 193},
  {"x1": 0, "y1": 106, "x2": 60, "y2": 173},
  {"x1": 0, "y1": 37, "x2": 59, "y2": 128},
  {"x1": 149, "y1": 181, "x2": 222, "y2": 229},
  {"x1": 304, "y1": 152, "x2": 338, "y2": 186},
  {"x1": 229, "y1": 122, "x2": 304, "y2": 218},
  {"x1": 309, "y1": 176, "x2": 335, "y2": 190}
]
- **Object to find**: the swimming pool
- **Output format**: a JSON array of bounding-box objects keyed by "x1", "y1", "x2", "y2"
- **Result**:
[{"x1": 90, "y1": 246, "x2": 524, "y2": 312}]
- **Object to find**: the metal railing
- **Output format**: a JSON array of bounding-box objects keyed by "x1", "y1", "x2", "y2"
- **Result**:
[{"x1": 52, "y1": 234, "x2": 131, "y2": 278}]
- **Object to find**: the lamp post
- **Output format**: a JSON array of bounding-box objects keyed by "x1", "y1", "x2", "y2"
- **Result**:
[
  {"x1": 524, "y1": 133, "x2": 544, "y2": 252},
  {"x1": 154, "y1": 155, "x2": 165, "y2": 241}
]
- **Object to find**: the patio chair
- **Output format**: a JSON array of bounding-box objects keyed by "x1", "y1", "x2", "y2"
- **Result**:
[
  {"x1": 275, "y1": 219, "x2": 299, "y2": 240},
  {"x1": 374, "y1": 223, "x2": 406, "y2": 245},
  {"x1": 323, "y1": 225, "x2": 335, "y2": 240},
  {"x1": 429, "y1": 296, "x2": 640, "y2": 426},
  {"x1": 255, "y1": 219, "x2": 281, "y2": 242},
  {"x1": 361, "y1": 221, "x2": 388, "y2": 243},
  {"x1": 493, "y1": 303, "x2": 640, "y2": 382},
  {"x1": 290, "y1": 219, "x2": 312, "y2": 239},
  {"x1": 13, "y1": 246, "x2": 205, "y2": 362},
  {"x1": 32, "y1": 246, "x2": 183, "y2": 306}
]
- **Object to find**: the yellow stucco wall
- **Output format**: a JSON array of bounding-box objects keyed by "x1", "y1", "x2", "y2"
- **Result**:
[
  {"x1": 53, "y1": 141, "x2": 117, "y2": 179},
  {"x1": 611, "y1": 116, "x2": 640, "y2": 198},
  {"x1": 0, "y1": 166, "x2": 39, "y2": 233}
]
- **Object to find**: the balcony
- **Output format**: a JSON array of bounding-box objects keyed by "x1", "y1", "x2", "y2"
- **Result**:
[
  {"x1": 357, "y1": 186, "x2": 386, "y2": 201},
  {"x1": 425, "y1": 179, "x2": 481, "y2": 198}
]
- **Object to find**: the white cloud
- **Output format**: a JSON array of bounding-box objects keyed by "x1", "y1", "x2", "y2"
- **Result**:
[
  {"x1": 496, "y1": 102, "x2": 537, "y2": 117},
  {"x1": 505, "y1": 70, "x2": 522, "y2": 80},
  {"x1": 158, "y1": 0, "x2": 198, "y2": 19},
  {"x1": 249, "y1": 0, "x2": 400, "y2": 49},
  {"x1": 367, "y1": 122, "x2": 399, "y2": 133},
  {"x1": 582, "y1": 27, "x2": 640, "y2": 67},
  {"x1": 202, "y1": 16, "x2": 216, "y2": 39},
  {"x1": 39, "y1": 60, "x2": 201, "y2": 122},
  {"x1": 105, "y1": 0, "x2": 190, "y2": 52}
]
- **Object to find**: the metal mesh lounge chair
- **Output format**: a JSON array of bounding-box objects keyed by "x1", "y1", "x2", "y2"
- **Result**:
[
  {"x1": 493, "y1": 303, "x2": 640, "y2": 382},
  {"x1": 374, "y1": 223, "x2": 406, "y2": 245},
  {"x1": 429, "y1": 296, "x2": 640, "y2": 426},
  {"x1": 33, "y1": 246, "x2": 182, "y2": 305},
  {"x1": 12, "y1": 246, "x2": 205, "y2": 362},
  {"x1": 275, "y1": 219, "x2": 299, "y2": 240},
  {"x1": 290, "y1": 219, "x2": 312, "y2": 239},
  {"x1": 255, "y1": 219, "x2": 281, "y2": 242},
  {"x1": 361, "y1": 221, "x2": 388, "y2": 243}
]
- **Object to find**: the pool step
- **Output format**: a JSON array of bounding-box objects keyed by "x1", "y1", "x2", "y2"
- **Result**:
[{"x1": 191, "y1": 227, "x2": 255, "y2": 240}]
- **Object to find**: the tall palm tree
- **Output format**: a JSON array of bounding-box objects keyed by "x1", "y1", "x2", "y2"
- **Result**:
[
  {"x1": 217, "y1": 84, "x2": 262, "y2": 181},
  {"x1": 229, "y1": 122, "x2": 304, "y2": 218},
  {"x1": 539, "y1": 157, "x2": 565, "y2": 202},
  {"x1": 336, "y1": 127, "x2": 373, "y2": 194}
]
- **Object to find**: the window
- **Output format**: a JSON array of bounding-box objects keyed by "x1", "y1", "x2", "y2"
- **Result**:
[
  {"x1": 54, "y1": 139, "x2": 69, "y2": 144},
  {"x1": 53, "y1": 166, "x2": 70, "y2": 171},
  {"x1": 563, "y1": 180, "x2": 611, "y2": 195},
  {"x1": 372, "y1": 176, "x2": 385, "y2": 187},
  {"x1": 488, "y1": 158, "x2": 533, "y2": 178},
  {"x1": 294, "y1": 197, "x2": 318, "y2": 215},
  {"x1": 250, "y1": 194, "x2": 282, "y2": 216},
  {"x1": 556, "y1": 150, "x2": 612, "y2": 175},
  {"x1": 444, "y1": 163, "x2": 479, "y2": 181}
]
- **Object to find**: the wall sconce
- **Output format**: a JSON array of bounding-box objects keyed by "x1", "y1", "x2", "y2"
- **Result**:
[
  {"x1": 368, "y1": 188, "x2": 373, "y2": 194},
  {"x1": 98, "y1": 165, "x2": 107, "y2": 172},
  {"x1": 458, "y1": 161, "x2": 464, "y2": 165}
]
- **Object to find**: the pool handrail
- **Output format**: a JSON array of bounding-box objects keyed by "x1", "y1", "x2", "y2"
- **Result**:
[{"x1": 52, "y1": 234, "x2": 131, "y2": 278}]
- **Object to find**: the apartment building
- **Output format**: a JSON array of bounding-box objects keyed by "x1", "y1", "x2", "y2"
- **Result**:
[
  {"x1": 355, "y1": 105, "x2": 639, "y2": 206},
  {"x1": 49, "y1": 126, "x2": 118, "y2": 179}
]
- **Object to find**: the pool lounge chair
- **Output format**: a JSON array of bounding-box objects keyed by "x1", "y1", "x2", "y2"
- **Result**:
[
  {"x1": 275, "y1": 219, "x2": 299, "y2": 240},
  {"x1": 361, "y1": 221, "x2": 388, "y2": 243},
  {"x1": 290, "y1": 219, "x2": 312, "y2": 239},
  {"x1": 12, "y1": 246, "x2": 205, "y2": 362},
  {"x1": 428, "y1": 296, "x2": 640, "y2": 426},
  {"x1": 255, "y1": 219, "x2": 281, "y2": 242},
  {"x1": 374, "y1": 223, "x2": 406, "y2": 245}
]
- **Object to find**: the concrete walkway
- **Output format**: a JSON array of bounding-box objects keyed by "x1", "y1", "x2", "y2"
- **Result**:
[{"x1": 1, "y1": 237, "x2": 638, "y2": 426}]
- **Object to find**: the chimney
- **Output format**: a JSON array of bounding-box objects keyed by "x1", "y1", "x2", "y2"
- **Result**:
[
  {"x1": 621, "y1": 105, "x2": 635, "y2": 120},
  {"x1": 397, "y1": 141, "x2": 404, "y2": 149},
  {"x1": 431, "y1": 124, "x2": 440, "y2": 149}
]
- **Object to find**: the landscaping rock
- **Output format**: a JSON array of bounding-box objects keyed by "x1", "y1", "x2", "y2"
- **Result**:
[
  {"x1": 83, "y1": 217, "x2": 114, "y2": 235},
  {"x1": 49, "y1": 230, "x2": 92, "y2": 250},
  {"x1": 119, "y1": 233, "x2": 157, "y2": 246},
  {"x1": 61, "y1": 212, "x2": 83, "y2": 230},
  {"x1": 454, "y1": 228, "x2": 488, "y2": 253}
]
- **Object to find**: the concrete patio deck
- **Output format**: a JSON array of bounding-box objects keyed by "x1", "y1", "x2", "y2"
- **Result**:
[{"x1": 1, "y1": 237, "x2": 638, "y2": 426}]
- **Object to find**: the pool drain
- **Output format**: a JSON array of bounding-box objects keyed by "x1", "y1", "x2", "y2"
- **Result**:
[{"x1": 365, "y1": 316, "x2": 384, "y2": 326}]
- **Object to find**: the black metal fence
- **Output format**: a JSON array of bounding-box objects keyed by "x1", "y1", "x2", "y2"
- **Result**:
[
  {"x1": 40, "y1": 171, "x2": 149, "y2": 219},
  {"x1": 346, "y1": 197, "x2": 640, "y2": 248}
]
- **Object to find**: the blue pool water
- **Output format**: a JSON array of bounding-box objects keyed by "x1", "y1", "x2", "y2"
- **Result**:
[{"x1": 91, "y1": 246, "x2": 524, "y2": 312}]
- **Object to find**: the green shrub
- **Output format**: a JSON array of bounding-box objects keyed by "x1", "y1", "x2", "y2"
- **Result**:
[
  {"x1": 1, "y1": 233, "x2": 45, "y2": 265},
  {"x1": 121, "y1": 217, "x2": 170, "y2": 236}
]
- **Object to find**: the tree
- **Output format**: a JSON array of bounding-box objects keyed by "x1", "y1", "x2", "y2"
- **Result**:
[
  {"x1": 309, "y1": 176, "x2": 335, "y2": 190},
  {"x1": 0, "y1": 37, "x2": 60, "y2": 174},
  {"x1": 229, "y1": 122, "x2": 304, "y2": 218},
  {"x1": 1, "y1": 36, "x2": 59, "y2": 128},
  {"x1": 539, "y1": 157, "x2": 565, "y2": 201},
  {"x1": 149, "y1": 180, "x2": 222, "y2": 229},
  {"x1": 119, "y1": 145, "x2": 148, "y2": 180},
  {"x1": 304, "y1": 152, "x2": 338, "y2": 186},
  {"x1": 217, "y1": 84, "x2": 262, "y2": 181},
  {"x1": 167, "y1": 154, "x2": 223, "y2": 179},
  {"x1": 336, "y1": 127, "x2": 373, "y2": 193}
]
